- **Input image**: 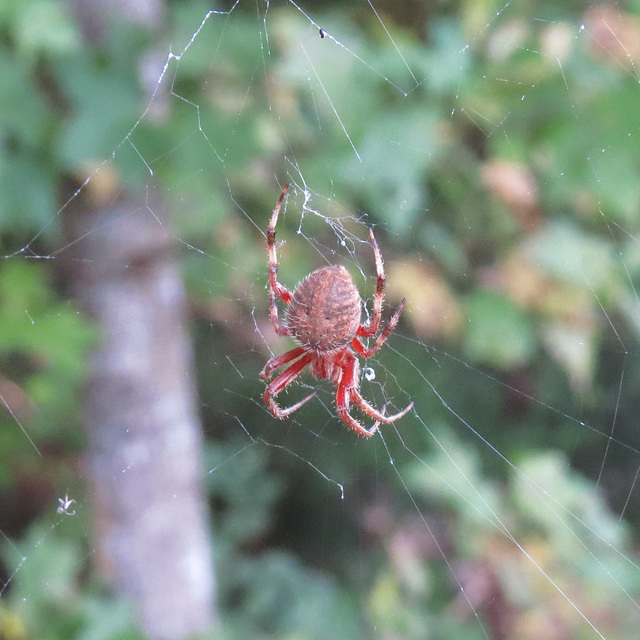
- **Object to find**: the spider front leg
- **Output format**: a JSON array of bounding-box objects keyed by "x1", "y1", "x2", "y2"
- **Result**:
[
  {"x1": 267, "y1": 183, "x2": 294, "y2": 336},
  {"x1": 357, "y1": 228, "x2": 386, "y2": 338},
  {"x1": 352, "y1": 297, "x2": 407, "y2": 359}
]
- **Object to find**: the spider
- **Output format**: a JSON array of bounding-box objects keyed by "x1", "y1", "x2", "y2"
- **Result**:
[
  {"x1": 57, "y1": 494, "x2": 77, "y2": 516},
  {"x1": 260, "y1": 184, "x2": 414, "y2": 437}
]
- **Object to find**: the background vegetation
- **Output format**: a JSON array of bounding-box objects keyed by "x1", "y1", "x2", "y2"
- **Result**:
[{"x1": 1, "y1": 0, "x2": 640, "y2": 638}]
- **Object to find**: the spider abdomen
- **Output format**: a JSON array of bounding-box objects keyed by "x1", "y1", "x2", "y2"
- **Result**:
[{"x1": 286, "y1": 265, "x2": 361, "y2": 352}]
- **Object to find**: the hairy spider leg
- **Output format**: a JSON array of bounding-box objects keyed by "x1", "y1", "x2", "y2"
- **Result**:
[
  {"x1": 351, "y1": 297, "x2": 407, "y2": 359},
  {"x1": 350, "y1": 387, "x2": 414, "y2": 433},
  {"x1": 264, "y1": 352, "x2": 316, "y2": 418},
  {"x1": 357, "y1": 228, "x2": 386, "y2": 338},
  {"x1": 335, "y1": 354, "x2": 375, "y2": 437},
  {"x1": 336, "y1": 350, "x2": 414, "y2": 437},
  {"x1": 267, "y1": 183, "x2": 293, "y2": 336},
  {"x1": 260, "y1": 346, "x2": 307, "y2": 381}
]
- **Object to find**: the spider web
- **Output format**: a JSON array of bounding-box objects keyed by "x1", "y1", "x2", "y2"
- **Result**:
[{"x1": 1, "y1": 1, "x2": 640, "y2": 638}]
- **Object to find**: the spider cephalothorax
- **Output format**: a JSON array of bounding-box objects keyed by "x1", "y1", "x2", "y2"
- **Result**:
[{"x1": 260, "y1": 184, "x2": 413, "y2": 438}]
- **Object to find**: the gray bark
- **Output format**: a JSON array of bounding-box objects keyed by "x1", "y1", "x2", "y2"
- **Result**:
[{"x1": 68, "y1": 187, "x2": 216, "y2": 639}]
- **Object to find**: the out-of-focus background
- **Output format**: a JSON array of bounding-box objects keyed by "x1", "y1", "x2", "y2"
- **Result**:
[{"x1": 1, "y1": 0, "x2": 640, "y2": 638}]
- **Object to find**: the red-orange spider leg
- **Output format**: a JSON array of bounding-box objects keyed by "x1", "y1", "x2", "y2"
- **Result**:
[
  {"x1": 335, "y1": 360, "x2": 375, "y2": 438},
  {"x1": 264, "y1": 352, "x2": 316, "y2": 418},
  {"x1": 352, "y1": 297, "x2": 407, "y2": 359},
  {"x1": 267, "y1": 183, "x2": 293, "y2": 336},
  {"x1": 336, "y1": 351, "x2": 414, "y2": 437},
  {"x1": 260, "y1": 346, "x2": 307, "y2": 381},
  {"x1": 357, "y1": 228, "x2": 386, "y2": 338},
  {"x1": 350, "y1": 388, "x2": 413, "y2": 429}
]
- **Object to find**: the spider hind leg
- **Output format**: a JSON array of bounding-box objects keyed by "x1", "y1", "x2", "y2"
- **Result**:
[
  {"x1": 267, "y1": 391, "x2": 316, "y2": 419},
  {"x1": 335, "y1": 352, "x2": 414, "y2": 438},
  {"x1": 260, "y1": 346, "x2": 307, "y2": 381},
  {"x1": 264, "y1": 352, "x2": 316, "y2": 419},
  {"x1": 350, "y1": 389, "x2": 414, "y2": 435}
]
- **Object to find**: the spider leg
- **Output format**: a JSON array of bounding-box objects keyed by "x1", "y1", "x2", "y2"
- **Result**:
[
  {"x1": 267, "y1": 184, "x2": 294, "y2": 336},
  {"x1": 367, "y1": 406, "x2": 386, "y2": 438},
  {"x1": 350, "y1": 389, "x2": 414, "y2": 432},
  {"x1": 264, "y1": 352, "x2": 316, "y2": 419},
  {"x1": 357, "y1": 228, "x2": 385, "y2": 338},
  {"x1": 336, "y1": 351, "x2": 413, "y2": 437},
  {"x1": 352, "y1": 297, "x2": 407, "y2": 359},
  {"x1": 260, "y1": 346, "x2": 307, "y2": 381},
  {"x1": 334, "y1": 354, "x2": 372, "y2": 437},
  {"x1": 337, "y1": 407, "x2": 376, "y2": 438}
]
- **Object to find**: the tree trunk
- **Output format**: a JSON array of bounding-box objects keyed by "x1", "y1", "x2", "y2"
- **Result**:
[{"x1": 66, "y1": 186, "x2": 216, "y2": 639}]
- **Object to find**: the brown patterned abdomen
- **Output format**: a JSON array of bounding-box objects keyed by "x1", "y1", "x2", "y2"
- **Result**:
[{"x1": 286, "y1": 265, "x2": 361, "y2": 352}]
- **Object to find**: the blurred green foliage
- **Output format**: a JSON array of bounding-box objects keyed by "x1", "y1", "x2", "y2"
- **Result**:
[{"x1": 1, "y1": 0, "x2": 640, "y2": 638}]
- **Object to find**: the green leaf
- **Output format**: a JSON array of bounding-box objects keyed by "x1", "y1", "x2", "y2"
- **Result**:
[
  {"x1": 465, "y1": 291, "x2": 535, "y2": 368},
  {"x1": 53, "y1": 54, "x2": 143, "y2": 171},
  {"x1": 0, "y1": 47, "x2": 50, "y2": 147},
  {"x1": 0, "y1": 149, "x2": 57, "y2": 233},
  {"x1": 524, "y1": 220, "x2": 619, "y2": 294},
  {"x1": 15, "y1": 0, "x2": 81, "y2": 60}
]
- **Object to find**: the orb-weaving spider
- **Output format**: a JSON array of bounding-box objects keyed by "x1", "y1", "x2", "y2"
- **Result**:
[{"x1": 260, "y1": 184, "x2": 413, "y2": 437}]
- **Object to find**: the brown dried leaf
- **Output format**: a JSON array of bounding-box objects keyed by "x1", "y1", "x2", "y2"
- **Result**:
[
  {"x1": 387, "y1": 259, "x2": 462, "y2": 340},
  {"x1": 584, "y1": 5, "x2": 640, "y2": 67},
  {"x1": 481, "y1": 159, "x2": 540, "y2": 230}
]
